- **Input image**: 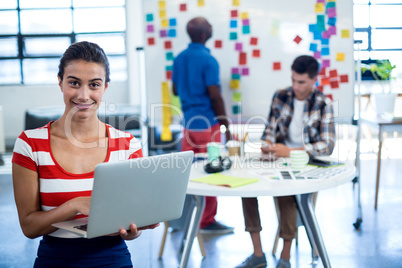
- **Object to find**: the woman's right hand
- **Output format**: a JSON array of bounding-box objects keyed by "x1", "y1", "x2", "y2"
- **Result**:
[{"x1": 71, "y1": 196, "x2": 91, "y2": 216}]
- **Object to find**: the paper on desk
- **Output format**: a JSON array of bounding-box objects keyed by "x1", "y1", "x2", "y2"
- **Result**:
[{"x1": 192, "y1": 174, "x2": 258, "y2": 188}]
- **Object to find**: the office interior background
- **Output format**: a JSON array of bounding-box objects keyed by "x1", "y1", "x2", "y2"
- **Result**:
[{"x1": 1, "y1": 0, "x2": 402, "y2": 267}]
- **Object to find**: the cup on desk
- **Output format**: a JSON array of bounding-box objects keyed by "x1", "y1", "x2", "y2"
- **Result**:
[
  {"x1": 226, "y1": 140, "x2": 240, "y2": 156},
  {"x1": 207, "y1": 142, "x2": 222, "y2": 161},
  {"x1": 290, "y1": 150, "x2": 309, "y2": 170}
]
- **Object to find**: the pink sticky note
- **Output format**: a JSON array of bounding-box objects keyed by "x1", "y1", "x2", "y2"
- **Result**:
[
  {"x1": 322, "y1": 31, "x2": 330, "y2": 39},
  {"x1": 242, "y1": 19, "x2": 250, "y2": 26},
  {"x1": 160, "y1": 29, "x2": 167, "y2": 37},
  {"x1": 328, "y1": 26, "x2": 337, "y2": 36},
  {"x1": 242, "y1": 67, "x2": 249, "y2": 76},
  {"x1": 232, "y1": 67, "x2": 239, "y2": 74},
  {"x1": 327, "y1": 7, "x2": 337, "y2": 18},
  {"x1": 322, "y1": 59, "x2": 330, "y2": 68},
  {"x1": 146, "y1": 25, "x2": 154, "y2": 33},
  {"x1": 235, "y1": 42, "x2": 243, "y2": 51},
  {"x1": 314, "y1": 51, "x2": 321, "y2": 59},
  {"x1": 317, "y1": 0, "x2": 325, "y2": 2}
]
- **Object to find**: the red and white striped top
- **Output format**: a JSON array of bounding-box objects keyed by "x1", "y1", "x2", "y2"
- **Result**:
[{"x1": 12, "y1": 122, "x2": 143, "y2": 238}]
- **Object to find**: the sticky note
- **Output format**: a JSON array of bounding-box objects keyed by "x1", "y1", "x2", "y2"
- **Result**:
[
  {"x1": 336, "y1": 52, "x2": 345, "y2": 61},
  {"x1": 321, "y1": 77, "x2": 330, "y2": 85},
  {"x1": 309, "y1": 24, "x2": 317, "y2": 32},
  {"x1": 313, "y1": 31, "x2": 321, "y2": 40},
  {"x1": 239, "y1": 52, "x2": 247, "y2": 65},
  {"x1": 230, "y1": 20, "x2": 238, "y2": 28},
  {"x1": 330, "y1": 80, "x2": 339, "y2": 89},
  {"x1": 179, "y1": 3, "x2": 187, "y2": 11},
  {"x1": 168, "y1": 29, "x2": 176, "y2": 37},
  {"x1": 315, "y1": 3, "x2": 325, "y2": 13},
  {"x1": 328, "y1": 26, "x2": 336, "y2": 36},
  {"x1": 166, "y1": 52, "x2": 174, "y2": 61},
  {"x1": 232, "y1": 73, "x2": 241, "y2": 80},
  {"x1": 242, "y1": 19, "x2": 250, "y2": 26},
  {"x1": 309, "y1": 43, "x2": 318, "y2": 52},
  {"x1": 321, "y1": 47, "x2": 330, "y2": 56},
  {"x1": 233, "y1": 0, "x2": 240, "y2": 7},
  {"x1": 250, "y1": 37, "x2": 258, "y2": 45},
  {"x1": 322, "y1": 59, "x2": 330, "y2": 68},
  {"x1": 252, "y1": 49, "x2": 260, "y2": 58},
  {"x1": 317, "y1": 15, "x2": 326, "y2": 31},
  {"x1": 198, "y1": 0, "x2": 205, "y2": 7},
  {"x1": 161, "y1": 126, "x2": 172, "y2": 141},
  {"x1": 317, "y1": 85, "x2": 323, "y2": 92},
  {"x1": 146, "y1": 14, "x2": 154, "y2": 22},
  {"x1": 328, "y1": 17, "x2": 337, "y2": 26},
  {"x1": 165, "y1": 65, "x2": 173, "y2": 71},
  {"x1": 147, "y1": 37, "x2": 155, "y2": 46},
  {"x1": 159, "y1": 9, "x2": 166, "y2": 18},
  {"x1": 314, "y1": 51, "x2": 321, "y2": 59},
  {"x1": 273, "y1": 62, "x2": 281, "y2": 71},
  {"x1": 161, "y1": 19, "x2": 169, "y2": 28},
  {"x1": 231, "y1": 67, "x2": 239, "y2": 74},
  {"x1": 270, "y1": 20, "x2": 280, "y2": 36},
  {"x1": 166, "y1": 70, "x2": 173, "y2": 80},
  {"x1": 326, "y1": 1, "x2": 336, "y2": 8},
  {"x1": 329, "y1": 69, "x2": 338, "y2": 78},
  {"x1": 160, "y1": 29, "x2": 167, "y2": 38},
  {"x1": 294, "y1": 35, "x2": 302, "y2": 44},
  {"x1": 327, "y1": 7, "x2": 337, "y2": 18},
  {"x1": 230, "y1": 32, "x2": 238, "y2": 40},
  {"x1": 322, "y1": 31, "x2": 330, "y2": 39},
  {"x1": 146, "y1": 25, "x2": 154, "y2": 33},
  {"x1": 232, "y1": 104, "x2": 241, "y2": 114},
  {"x1": 169, "y1": 18, "x2": 177, "y2": 26},
  {"x1": 341, "y1": 29, "x2": 350, "y2": 38},
  {"x1": 319, "y1": 68, "x2": 326, "y2": 76},
  {"x1": 242, "y1": 25, "x2": 250, "y2": 34},
  {"x1": 159, "y1": 1, "x2": 166, "y2": 9},
  {"x1": 240, "y1": 12, "x2": 249, "y2": 20},
  {"x1": 340, "y1": 74, "x2": 349, "y2": 83},
  {"x1": 231, "y1": 10, "x2": 238, "y2": 18},
  {"x1": 230, "y1": 79, "x2": 240, "y2": 89},
  {"x1": 326, "y1": 94, "x2": 333, "y2": 101},
  {"x1": 215, "y1": 40, "x2": 223, "y2": 48},
  {"x1": 232, "y1": 92, "x2": 242, "y2": 102},
  {"x1": 164, "y1": 41, "x2": 172, "y2": 49},
  {"x1": 161, "y1": 81, "x2": 169, "y2": 91},
  {"x1": 241, "y1": 67, "x2": 249, "y2": 76},
  {"x1": 321, "y1": 38, "x2": 329, "y2": 45},
  {"x1": 235, "y1": 42, "x2": 243, "y2": 51}
]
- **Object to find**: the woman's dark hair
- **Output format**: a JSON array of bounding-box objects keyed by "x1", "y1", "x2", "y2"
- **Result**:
[
  {"x1": 58, "y1": 41, "x2": 110, "y2": 83},
  {"x1": 291, "y1": 55, "x2": 319, "y2": 79}
]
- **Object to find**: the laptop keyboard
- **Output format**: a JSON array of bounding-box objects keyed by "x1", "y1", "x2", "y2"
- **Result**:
[
  {"x1": 296, "y1": 166, "x2": 348, "y2": 179},
  {"x1": 73, "y1": 224, "x2": 88, "y2": 232}
]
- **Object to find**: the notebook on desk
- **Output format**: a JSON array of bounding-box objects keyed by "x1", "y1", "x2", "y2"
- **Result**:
[{"x1": 52, "y1": 151, "x2": 194, "y2": 239}]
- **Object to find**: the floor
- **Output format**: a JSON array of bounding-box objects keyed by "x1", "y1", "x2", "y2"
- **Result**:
[{"x1": 1, "y1": 129, "x2": 402, "y2": 268}]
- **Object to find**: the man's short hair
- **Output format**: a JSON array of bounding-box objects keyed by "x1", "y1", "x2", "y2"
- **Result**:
[{"x1": 291, "y1": 55, "x2": 319, "y2": 79}]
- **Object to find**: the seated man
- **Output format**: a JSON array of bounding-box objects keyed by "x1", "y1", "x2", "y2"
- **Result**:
[{"x1": 235, "y1": 55, "x2": 335, "y2": 268}]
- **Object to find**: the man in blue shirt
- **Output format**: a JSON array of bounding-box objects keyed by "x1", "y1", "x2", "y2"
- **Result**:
[{"x1": 172, "y1": 17, "x2": 233, "y2": 234}]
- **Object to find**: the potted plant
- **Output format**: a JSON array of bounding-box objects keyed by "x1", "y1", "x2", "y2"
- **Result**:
[{"x1": 361, "y1": 60, "x2": 397, "y2": 115}]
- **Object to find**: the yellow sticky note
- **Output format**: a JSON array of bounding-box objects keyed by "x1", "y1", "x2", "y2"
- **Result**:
[
  {"x1": 341, "y1": 29, "x2": 350, "y2": 38},
  {"x1": 240, "y1": 12, "x2": 249, "y2": 20},
  {"x1": 232, "y1": 92, "x2": 242, "y2": 102},
  {"x1": 233, "y1": 0, "x2": 240, "y2": 6},
  {"x1": 230, "y1": 79, "x2": 240, "y2": 89},
  {"x1": 198, "y1": 0, "x2": 205, "y2": 7},
  {"x1": 159, "y1": 9, "x2": 166, "y2": 18},
  {"x1": 161, "y1": 19, "x2": 169, "y2": 28},
  {"x1": 161, "y1": 126, "x2": 172, "y2": 141},
  {"x1": 336, "y1": 52, "x2": 345, "y2": 61},
  {"x1": 315, "y1": 3, "x2": 324, "y2": 13},
  {"x1": 158, "y1": 1, "x2": 166, "y2": 9},
  {"x1": 270, "y1": 20, "x2": 280, "y2": 36}
]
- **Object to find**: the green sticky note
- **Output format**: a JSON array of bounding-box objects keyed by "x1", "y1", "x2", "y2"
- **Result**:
[
  {"x1": 166, "y1": 52, "x2": 174, "y2": 61},
  {"x1": 191, "y1": 174, "x2": 259, "y2": 188},
  {"x1": 231, "y1": 73, "x2": 241, "y2": 80},
  {"x1": 326, "y1": 2, "x2": 336, "y2": 8},
  {"x1": 146, "y1": 13, "x2": 153, "y2": 22},
  {"x1": 165, "y1": 65, "x2": 173, "y2": 71},
  {"x1": 230, "y1": 32, "x2": 238, "y2": 40},
  {"x1": 242, "y1": 25, "x2": 250, "y2": 34},
  {"x1": 232, "y1": 92, "x2": 242, "y2": 102}
]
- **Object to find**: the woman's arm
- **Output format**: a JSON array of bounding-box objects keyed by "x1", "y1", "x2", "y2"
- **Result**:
[{"x1": 12, "y1": 163, "x2": 90, "y2": 239}]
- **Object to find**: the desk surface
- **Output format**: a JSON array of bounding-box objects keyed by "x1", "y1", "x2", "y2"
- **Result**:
[
  {"x1": 187, "y1": 154, "x2": 356, "y2": 197},
  {"x1": 360, "y1": 112, "x2": 402, "y2": 125}
]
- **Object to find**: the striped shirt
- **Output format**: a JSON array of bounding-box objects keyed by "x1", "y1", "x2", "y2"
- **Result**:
[
  {"x1": 261, "y1": 87, "x2": 336, "y2": 156},
  {"x1": 12, "y1": 122, "x2": 143, "y2": 238}
]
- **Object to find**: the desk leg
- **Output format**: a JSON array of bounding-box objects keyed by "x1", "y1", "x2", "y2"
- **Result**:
[
  {"x1": 295, "y1": 194, "x2": 331, "y2": 268},
  {"x1": 375, "y1": 127, "x2": 383, "y2": 210},
  {"x1": 179, "y1": 195, "x2": 205, "y2": 268}
]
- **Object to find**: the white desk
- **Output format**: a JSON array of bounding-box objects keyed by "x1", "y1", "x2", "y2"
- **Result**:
[{"x1": 179, "y1": 155, "x2": 356, "y2": 268}]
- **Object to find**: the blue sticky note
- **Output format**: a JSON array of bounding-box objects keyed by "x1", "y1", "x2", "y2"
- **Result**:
[
  {"x1": 146, "y1": 13, "x2": 153, "y2": 22},
  {"x1": 309, "y1": 43, "x2": 318, "y2": 52},
  {"x1": 230, "y1": 32, "x2": 238, "y2": 40},
  {"x1": 321, "y1": 38, "x2": 329, "y2": 45},
  {"x1": 168, "y1": 29, "x2": 176, "y2": 37},
  {"x1": 313, "y1": 31, "x2": 321, "y2": 40},
  {"x1": 242, "y1": 25, "x2": 250, "y2": 34},
  {"x1": 328, "y1": 17, "x2": 337, "y2": 26},
  {"x1": 166, "y1": 52, "x2": 174, "y2": 61},
  {"x1": 309, "y1": 24, "x2": 317, "y2": 32},
  {"x1": 230, "y1": 20, "x2": 237, "y2": 28},
  {"x1": 165, "y1": 65, "x2": 173, "y2": 71},
  {"x1": 321, "y1": 47, "x2": 330, "y2": 56},
  {"x1": 232, "y1": 73, "x2": 241, "y2": 80},
  {"x1": 169, "y1": 18, "x2": 177, "y2": 26}
]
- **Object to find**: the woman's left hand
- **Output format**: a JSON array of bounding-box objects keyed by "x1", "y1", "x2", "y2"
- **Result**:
[{"x1": 119, "y1": 223, "x2": 160, "y2": 240}]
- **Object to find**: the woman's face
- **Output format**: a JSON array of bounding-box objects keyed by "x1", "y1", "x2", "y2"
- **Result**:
[{"x1": 58, "y1": 60, "x2": 108, "y2": 119}]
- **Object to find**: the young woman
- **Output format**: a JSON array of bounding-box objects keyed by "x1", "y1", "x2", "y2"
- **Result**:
[{"x1": 12, "y1": 41, "x2": 158, "y2": 267}]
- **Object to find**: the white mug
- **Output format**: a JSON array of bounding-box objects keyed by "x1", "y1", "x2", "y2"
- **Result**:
[{"x1": 290, "y1": 150, "x2": 309, "y2": 170}]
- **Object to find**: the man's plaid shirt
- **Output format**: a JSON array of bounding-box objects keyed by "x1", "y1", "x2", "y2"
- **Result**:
[{"x1": 261, "y1": 87, "x2": 336, "y2": 156}]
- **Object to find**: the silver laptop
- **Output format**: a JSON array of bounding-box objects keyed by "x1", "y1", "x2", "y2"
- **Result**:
[{"x1": 52, "y1": 151, "x2": 194, "y2": 238}]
